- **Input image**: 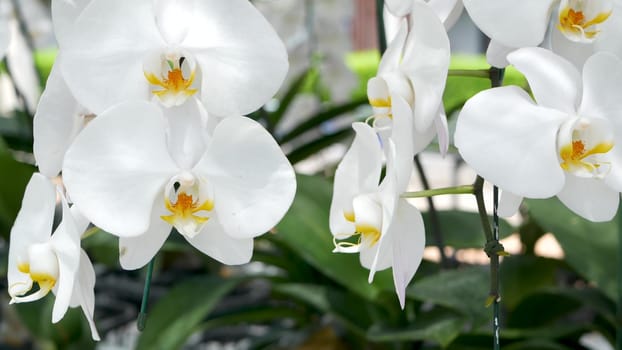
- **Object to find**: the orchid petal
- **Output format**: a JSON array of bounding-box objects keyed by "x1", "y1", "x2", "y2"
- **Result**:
[
  {"x1": 119, "y1": 204, "x2": 171, "y2": 270},
  {"x1": 50, "y1": 194, "x2": 81, "y2": 324},
  {"x1": 51, "y1": 0, "x2": 91, "y2": 48},
  {"x1": 402, "y1": 1, "x2": 450, "y2": 132},
  {"x1": 498, "y1": 190, "x2": 523, "y2": 217},
  {"x1": 391, "y1": 94, "x2": 414, "y2": 192},
  {"x1": 579, "y1": 52, "x2": 622, "y2": 121},
  {"x1": 330, "y1": 122, "x2": 382, "y2": 237},
  {"x1": 195, "y1": 116, "x2": 295, "y2": 239},
  {"x1": 8, "y1": 174, "x2": 56, "y2": 297},
  {"x1": 385, "y1": 0, "x2": 412, "y2": 17},
  {"x1": 163, "y1": 97, "x2": 208, "y2": 170},
  {"x1": 71, "y1": 250, "x2": 100, "y2": 341},
  {"x1": 462, "y1": 0, "x2": 556, "y2": 47},
  {"x1": 154, "y1": 0, "x2": 192, "y2": 45},
  {"x1": 378, "y1": 19, "x2": 407, "y2": 75},
  {"x1": 7, "y1": 19, "x2": 40, "y2": 113},
  {"x1": 486, "y1": 40, "x2": 513, "y2": 68},
  {"x1": 551, "y1": 25, "x2": 595, "y2": 68},
  {"x1": 33, "y1": 57, "x2": 86, "y2": 178},
  {"x1": 557, "y1": 175, "x2": 619, "y2": 222},
  {"x1": 434, "y1": 107, "x2": 449, "y2": 157},
  {"x1": 183, "y1": 0, "x2": 288, "y2": 116},
  {"x1": 60, "y1": 0, "x2": 163, "y2": 114},
  {"x1": 186, "y1": 217, "x2": 254, "y2": 265},
  {"x1": 0, "y1": 13, "x2": 9, "y2": 59},
  {"x1": 595, "y1": 3, "x2": 622, "y2": 59},
  {"x1": 428, "y1": 0, "x2": 464, "y2": 30},
  {"x1": 390, "y1": 199, "x2": 425, "y2": 309},
  {"x1": 63, "y1": 101, "x2": 178, "y2": 237},
  {"x1": 455, "y1": 86, "x2": 567, "y2": 198},
  {"x1": 508, "y1": 47, "x2": 582, "y2": 114}
]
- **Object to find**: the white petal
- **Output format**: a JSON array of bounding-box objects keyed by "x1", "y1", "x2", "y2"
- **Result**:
[
  {"x1": 60, "y1": 0, "x2": 163, "y2": 114},
  {"x1": 551, "y1": 26, "x2": 595, "y2": 68},
  {"x1": 50, "y1": 194, "x2": 82, "y2": 323},
  {"x1": 378, "y1": 19, "x2": 407, "y2": 75},
  {"x1": 390, "y1": 199, "x2": 425, "y2": 309},
  {"x1": 428, "y1": 0, "x2": 464, "y2": 30},
  {"x1": 434, "y1": 107, "x2": 449, "y2": 157},
  {"x1": 6, "y1": 19, "x2": 40, "y2": 113},
  {"x1": 0, "y1": 14, "x2": 9, "y2": 59},
  {"x1": 557, "y1": 175, "x2": 619, "y2": 222},
  {"x1": 462, "y1": 0, "x2": 556, "y2": 47},
  {"x1": 71, "y1": 250, "x2": 100, "y2": 341},
  {"x1": 163, "y1": 97, "x2": 208, "y2": 170},
  {"x1": 329, "y1": 123, "x2": 382, "y2": 237},
  {"x1": 33, "y1": 57, "x2": 86, "y2": 178},
  {"x1": 595, "y1": 2, "x2": 622, "y2": 59},
  {"x1": 579, "y1": 52, "x2": 622, "y2": 121},
  {"x1": 185, "y1": 217, "x2": 254, "y2": 265},
  {"x1": 498, "y1": 190, "x2": 523, "y2": 217},
  {"x1": 507, "y1": 47, "x2": 582, "y2": 114},
  {"x1": 63, "y1": 101, "x2": 179, "y2": 237},
  {"x1": 402, "y1": 1, "x2": 450, "y2": 132},
  {"x1": 119, "y1": 203, "x2": 171, "y2": 270},
  {"x1": 154, "y1": 0, "x2": 192, "y2": 44},
  {"x1": 51, "y1": 0, "x2": 91, "y2": 48},
  {"x1": 486, "y1": 40, "x2": 513, "y2": 68},
  {"x1": 195, "y1": 116, "x2": 295, "y2": 239},
  {"x1": 455, "y1": 86, "x2": 567, "y2": 198},
  {"x1": 385, "y1": 0, "x2": 413, "y2": 17},
  {"x1": 183, "y1": 0, "x2": 288, "y2": 116},
  {"x1": 8, "y1": 174, "x2": 56, "y2": 297},
  {"x1": 391, "y1": 94, "x2": 414, "y2": 192}
]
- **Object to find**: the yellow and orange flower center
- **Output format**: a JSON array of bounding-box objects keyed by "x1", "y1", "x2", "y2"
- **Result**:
[
  {"x1": 144, "y1": 57, "x2": 198, "y2": 106},
  {"x1": 558, "y1": 4, "x2": 612, "y2": 41},
  {"x1": 338, "y1": 210, "x2": 381, "y2": 248},
  {"x1": 560, "y1": 139, "x2": 613, "y2": 174},
  {"x1": 161, "y1": 192, "x2": 213, "y2": 226}
]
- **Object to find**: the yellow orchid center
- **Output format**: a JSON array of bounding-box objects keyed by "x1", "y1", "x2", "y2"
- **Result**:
[
  {"x1": 558, "y1": 117, "x2": 614, "y2": 178},
  {"x1": 144, "y1": 56, "x2": 198, "y2": 107},
  {"x1": 557, "y1": 1, "x2": 612, "y2": 42},
  {"x1": 341, "y1": 210, "x2": 381, "y2": 247},
  {"x1": 333, "y1": 196, "x2": 383, "y2": 253},
  {"x1": 161, "y1": 191, "x2": 214, "y2": 236},
  {"x1": 10, "y1": 244, "x2": 59, "y2": 304}
]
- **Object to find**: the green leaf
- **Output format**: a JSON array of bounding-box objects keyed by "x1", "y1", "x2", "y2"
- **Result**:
[
  {"x1": 268, "y1": 70, "x2": 312, "y2": 130},
  {"x1": 524, "y1": 198, "x2": 617, "y2": 299},
  {"x1": 500, "y1": 255, "x2": 566, "y2": 310},
  {"x1": 407, "y1": 266, "x2": 490, "y2": 325},
  {"x1": 136, "y1": 276, "x2": 243, "y2": 350},
  {"x1": 0, "y1": 153, "x2": 35, "y2": 240},
  {"x1": 286, "y1": 127, "x2": 353, "y2": 164},
  {"x1": 278, "y1": 97, "x2": 367, "y2": 144},
  {"x1": 367, "y1": 308, "x2": 466, "y2": 347},
  {"x1": 273, "y1": 175, "x2": 393, "y2": 301},
  {"x1": 423, "y1": 210, "x2": 514, "y2": 249},
  {"x1": 507, "y1": 291, "x2": 581, "y2": 329},
  {"x1": 273, "y1": 283, "x2": 378, "y2": 337}
]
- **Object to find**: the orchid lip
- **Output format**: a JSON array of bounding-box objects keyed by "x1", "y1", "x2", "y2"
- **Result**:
[
  {"x1": 557, "y1": 0, "x2": 612, "y2": 43},
  {"x1": 144, "y1": 52, "x2": 198, "y2": 107},
  {"x1": 161, "y1": 172, "x2": 214, "y2": 238},
  {"x1": 558, "y1": 117, "x2": 614, "y2": 178}
]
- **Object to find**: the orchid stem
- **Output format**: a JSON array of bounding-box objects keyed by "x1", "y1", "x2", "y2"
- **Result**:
[
  {"x1": 617, "y1": 204, "x2": 622, "y2": 350},
  {"x1": 137, "y1": 258, "x2": 155, "y2": 331},
  {"x1": 414, "y1": 155, "x2": 450, "y2": 268},
  {"x1": 401, "y1": 184, "x2": 474, "y2": 199},
  {"x1": 376, "y1": 0, "x2": 387, "y2": 54},
  {"x1": 448, "y1": 69, "x2": 491, "y2": 79}
]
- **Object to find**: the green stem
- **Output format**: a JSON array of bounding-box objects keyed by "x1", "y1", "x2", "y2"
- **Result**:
[
  {"x1": 137, "y1": 258, "x2": 156, "y2": 331},
  {"x1": 376, "y1": 0, "x2": 387, "y2": 54},
  {"x1": 448, "y1": 69, "x2": 491, "y2": 79},
  {"x1": 401, "y1": 185, "x2": 474, "y2": 198},
  {"x1": 617, "y1": 204, "x2": 622, "y2": 350}
]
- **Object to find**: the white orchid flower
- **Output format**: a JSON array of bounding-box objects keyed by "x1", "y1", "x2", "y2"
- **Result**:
[
  {"x1": 8, "y1": 173, "x2": 100, "y2": 340},
  {"x1": 59, "y1": 0, "x2": 288, "y2": 115},
  {"x1": 330, "y1": 95, "x2": 424, "y2": 308},
  {"x1": 385, "y1": 0, "x2": 464, "y2": 30},
  {"x1": 62, "y1": 100, "x2": 296, "y2": 270},
  {"x1": 455, "y1": 47, "x2": 622, "y2": 222},
  {"x1": 463, "y1": 0, "x2": 620, "y2": 67},
  {"x1": 369, "y1": 4, "x2": 450, "y2": 156}
]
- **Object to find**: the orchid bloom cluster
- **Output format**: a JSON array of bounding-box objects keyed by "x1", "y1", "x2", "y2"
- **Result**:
[
  {"x1": 456, "y1": 0, "x2": 622, "y2": 222},
  {"x1": 8, "y1": 0, "x2": 296, "y2": 340},
  {"x1": 330, "y1": 0, "x2": 455, "y2": 308}
]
